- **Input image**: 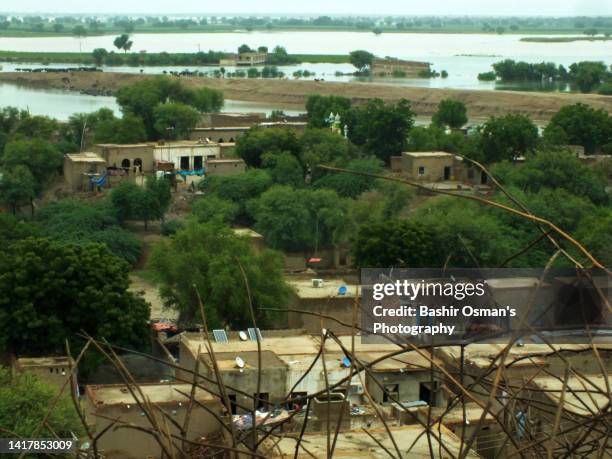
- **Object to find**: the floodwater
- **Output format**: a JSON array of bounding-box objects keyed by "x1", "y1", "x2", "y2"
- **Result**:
[{"x1": 0, "y1": 31, "x2": 609, "y2": 119}]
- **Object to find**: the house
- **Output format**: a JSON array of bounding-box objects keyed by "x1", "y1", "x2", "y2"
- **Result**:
[
  {"x1": 13, "y1": 356, "x2": 76, "y2": 394},
  {"x1": 92, "y1": 143, "x2": 154, "y2": 173},
  {"x1": 63, "y1": 152, "x2": 106, "y2": 191},
  {"x1": 220, "y1": 52, "x2": 268, "y2": 66},
  {"x1": 371, "y1": 57, "x2": 431, "y2": 76},
  {"x1": 401, "y1": 152, "x2": 456, "y2": 181},
  {"x1": 85, "y1": 383, "x2": 223, "y2": 459},
  {"x1": 205, "y1": 158, "x2": 246, "y2": 176},
  {"x1": 286, "y1": 276, "x2": 361, "y2": 333},
  {"x1": 190, "y1": 122, "x2": 307, "y2": 143},
  {"x1": 233, "y1": 227, "x2": 265, "y2": 252},
  {"x1": 153, "y1": 141, "x2": 220, "y2": 171},
  {"x1": 177, "y1": 330, "x2": 439, "y2": 425}
]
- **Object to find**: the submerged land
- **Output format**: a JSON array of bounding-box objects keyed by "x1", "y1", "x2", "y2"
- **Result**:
[{"x1": 1, "y1": 70, "x2": 609, "y2": 121}]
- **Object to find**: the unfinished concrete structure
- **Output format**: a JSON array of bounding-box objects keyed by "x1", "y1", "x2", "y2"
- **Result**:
[
  {"x1": 14, "y1": 356, "x2": 76, "y2": 394},
  {"x1": 205, "y1": 158, "x2": 246, "y2": 176},
  {"x1": 85, "y1": 383, "x2": 223, "y2": 459},
  {"x1": 93, "y1": 143, "x2": 155, "y2": 173},
  {"x1": 63, "y1": 152, "x2": 106, "y2": 191}
]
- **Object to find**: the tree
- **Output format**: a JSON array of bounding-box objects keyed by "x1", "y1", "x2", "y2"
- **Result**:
[
  {"x1": 313, "y1": 157, "x2": 384, "y2": 198},
  {"x1": 191, "y1": 195, "x2": 239, "y2": 224},
  {"x1": 72, "y1": 25, "x2": 87, "y2": 37},
  {"x1": 94, "y1": 113, "x2": 148, "y2": 144},
  {"x1": 480, "y1": 114, "x2": 539, "y2": 163},
  {"x1": 1, "y1": 139, "x2": 62, "y2": 194},
  {"x1": 349, "y1": 50, "x2": 375, "y2": 72},
  {"x1": 235, "y1": 126, "x2": 300, "y2": 167},
  {"x1": 544, "y1": 103, "x2": 611, "y2": 154},
  {"x1": 113, "y1": 33, "x2": 133, "y2": 53},
  {"x1": 52, "y1": 22, "x2": 64, "y2": 33},
  {"x1": 191, "y1": 87, "x2": 224, "y2": 113},
  {"x1": 92, "y1": 48, "x2": 108, "y2": 66},
  {"x1": 352, "y1": 219, "x2": 442, "y2": 268},
  {"x1": 305, "y1": 95, "x2": 352, "y2": 128},
  {"x1": 432, "y1": 99, "x2": 468, "y2": 129},
  {"x1": 148, "y1": 220, "x2": 290, "y2": 326},
  {"x1": 249, "y1": 186, "x2": 349, "y2": 252},
  {"x1": 345, "y1": 98, "x2": 415, "y2": 164},
  {"x1": 569, "y1": 61, "x2": 608, "y2": 93},
  {"x1": 299, "y1": 128, "x2": 356, "y2": 176},
  {"x1": 0, "y1": 166, "x2": 35, "y2": 215},
  {"x1": 0, "y1": 238, "x2": 150, "y2": 356},
  {"x1": 238, "y1": 44, "x2": 253, "y2": 54},
  {"x1": 0, "y1": 368, "x2": 83, "y2": 443},
  {"x1": 491, "y1": 149, "x2": 609, "y2": 206},
  {"x1": 36, "y1": 199, "x2": 143, "y2": 265},
  {"x1": 261, "y1": 151, "x2": 304, "y2": 187},
  {"x1": 153, "y1": 103, "x2": 200, "y2": 139}
]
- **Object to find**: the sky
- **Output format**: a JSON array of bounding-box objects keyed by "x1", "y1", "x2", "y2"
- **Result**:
[{"x1": 1, "y1": 0, "x2": 611, "y2": 16}]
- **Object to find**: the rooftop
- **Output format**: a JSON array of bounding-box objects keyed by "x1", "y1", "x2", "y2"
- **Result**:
[
  {"x1": 95, "y1": 143, "x2": 152, "y2": 148},
  {"x1": 403, "y1": 151, "x2": 454, "y2": 158},
  {"x1": 287, "y1": 277, "x2": 360, "y2": 299},
  {"x1": 268, "y1": 424, "x2": 479, "y2": 458},
  {"x1": 531, "y1": 374, "x2": 611, "y2": 416},
  {"x1": 207, "y1": 158, "x2": 245, "y2": 164},
  {"x1": 65, "y1": 152, "x2": 105, "y2": 163},
  {"x1": 154, "y1": 141, "x2": 220, "y2": 148},
  {"x1": 86, "y1": 383, "x2": 215, "y2": 407}
]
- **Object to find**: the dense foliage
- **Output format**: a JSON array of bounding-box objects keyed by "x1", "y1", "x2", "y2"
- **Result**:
[{"x1": 148, "y1": 220, "x2": 290, "y2": 327}]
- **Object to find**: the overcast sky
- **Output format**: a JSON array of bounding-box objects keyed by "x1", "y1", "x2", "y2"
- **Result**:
[{"x1": 1, "y1": 0, "x2": 611, "y2": 16}]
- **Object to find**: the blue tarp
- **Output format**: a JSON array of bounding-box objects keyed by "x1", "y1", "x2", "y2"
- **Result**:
[{"x1": 177, "y1": 168, "x2": 205, "y2": 176}]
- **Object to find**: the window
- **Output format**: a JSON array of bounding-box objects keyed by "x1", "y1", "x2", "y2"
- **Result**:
[
  {"x1": 180, "y1": 156, "x2": 190, "y2": 170},
  {"x1": 228, "y1": 394, "x2": 237, "y2": 415},
  {"x1": 418, "y1": 166, "x2": 426, "y2": 176},
  {"x1": 419, "y1": 382, "x2": 438, "y2": 406},
  {"x1": 194, "y1": 156, "x2": 203, "y2": 169},
  {"x1": 467, "y1": 168, "x2": 475, "y2": 179},
  {"x1": 383, "y1": 384, "x2": 399, "y2": 403},
  {"x1": 254, "y1": 392, "x2": 270, "y2": 411},
  {"x1": 286, "y1": 391, "x2": 307, "y2": 410}
]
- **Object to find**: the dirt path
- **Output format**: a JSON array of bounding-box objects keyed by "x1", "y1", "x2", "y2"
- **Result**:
[{"x1": 1, "y1": 71, "x2": 610, "y2": 121}]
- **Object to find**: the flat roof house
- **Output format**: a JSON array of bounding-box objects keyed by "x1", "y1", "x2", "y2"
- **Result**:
[
  {"x1": 401, "y1": 151, "x2": 456, "y2": 182},
  {"x1": 63, "y1": 152, "x2": 106, "y2": 191},
  {"x1": 85, "y1": 383, "x2": 223, "y2": 459}
]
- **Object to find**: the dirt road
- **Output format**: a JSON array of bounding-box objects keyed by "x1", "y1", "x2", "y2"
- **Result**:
[{"x1": 1, "y1": 71, "x2": 610, "y2": 121}]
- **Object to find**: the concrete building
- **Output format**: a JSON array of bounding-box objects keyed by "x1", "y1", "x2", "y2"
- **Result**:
[
  {"x1": 286, "y1": 277, "x2": 361, "y2": 333},
  {"x1": 177, "y1": 331, "x2": 438, "y2": 422},
  {"x1": 233, "y1": 227, "x2": 265, "y2": 252},
  {"x1": 267, "y1": 423, "x2": 480, "y2": 458},
  {"x1": 371, "y1": 57, "x2": 431, "y2": 76},
  {"x1": 190, "y1": 122, "x2": 307, "y2": 143},
  {"x1": 93, "y1": 143, "x2": 154, "y2": 173},
  {"x1": 402, "y1": 151, "x2": 456, "y2": 182},
  {"x1": 219, "y1": 52, "x2": 268, "y2": 66},
  {"x1": 14, "y1": 356, "x2": 76, "y2": 393},
  {"x1": 153, "y1": 141, "x2": 220, "y2": 171},
  {"x1": 205, "y1": 158, "x2": 246, "y2": 176},
  {"x1": 85, "y1": 383, "x2": 223, "y2": 459},
  {"x1": 63, "y1": 152, "x2": 106, "y2": 191}
]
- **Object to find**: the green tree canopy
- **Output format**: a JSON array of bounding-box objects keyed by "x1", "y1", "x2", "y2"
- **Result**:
[
  {"x1": 305, "y1": 95, "x2": 352, "y2": 128},
  {"x1": 0, "y1": 165, "x2": 36, "y2": 215},
  {"x1": 235, "y1": 126, "x2": 301, "y2": 167},
  {"x1": 349, "y1": 49, "x2": 375, "y2": 72},
  {"x1": 113, "y1": 33, "x2": 133, "y2": 52},
  {"x1": 249, "y1": 185, "x2": 350, "y2": 252},
  {"x1": 0, "y1": 238, "x2": 150, "y2": 356},
  {"x1": 191, "y1": 195, "x2": 239, "y2": 224},
  {"x1": 544, "y1": 103, "x2": 611, "y2": 154},
  {"x1": 299, "y1": 128, "x2": 356, "y2": 177},
  {"x1": 480, "y1": 114, "x2": 539, "y2": 163},
  {"x1": 148, "y1": 220, "x2": 290, "y2": 326},
  {"x1": 352, "y1": 219, "x2": 443, "y2": 268},
  {"x1": 432, "y1": 99, "x2": 468, "y2": 129},
  {"x1": 261, "y1": 151, "x2": 304, "y2": 187},
  {"x1": 1, "y1": 139, "x2": 62, "y2": 194},
  {"x1": 345, "y1": 98, "x2": 415, "y2": 164},
  {"x1": 154, "y1": 103, "x2": 200, "y2": 139},
  {"x1": 0, "y1": 368, "x2": 83, "y2": 443},
  {"x1": 313, "y1": 157, "x2": 384, "y2": 198}
]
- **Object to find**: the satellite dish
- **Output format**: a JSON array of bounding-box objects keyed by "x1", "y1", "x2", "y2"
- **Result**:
[
  {"x1": 235, "y1": 356, "x2": 245, "y2": 369},
  {"x1": 338, "y1": 286, "x2": 347, "y2": 296},
  {"x1": 239, "y1": 331, "x2": 248, "y2": 341}
]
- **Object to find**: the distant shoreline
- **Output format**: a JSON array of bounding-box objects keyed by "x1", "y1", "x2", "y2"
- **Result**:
[{"x1": 521, "y1": 36, "x2": 611, "y2": 43}]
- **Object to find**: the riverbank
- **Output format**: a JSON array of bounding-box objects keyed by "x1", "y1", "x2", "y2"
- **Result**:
[
  {"x1": 1, "y1": 71, "x2": 609, "y2": 121},
  {"x1": 521, "y1": 36, "x2": 612, "y2": 43}
]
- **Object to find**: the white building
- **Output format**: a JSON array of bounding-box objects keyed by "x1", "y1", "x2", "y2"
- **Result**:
[{"x1": 153, "y1": 141, "x2": 221, "y2": 171}]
